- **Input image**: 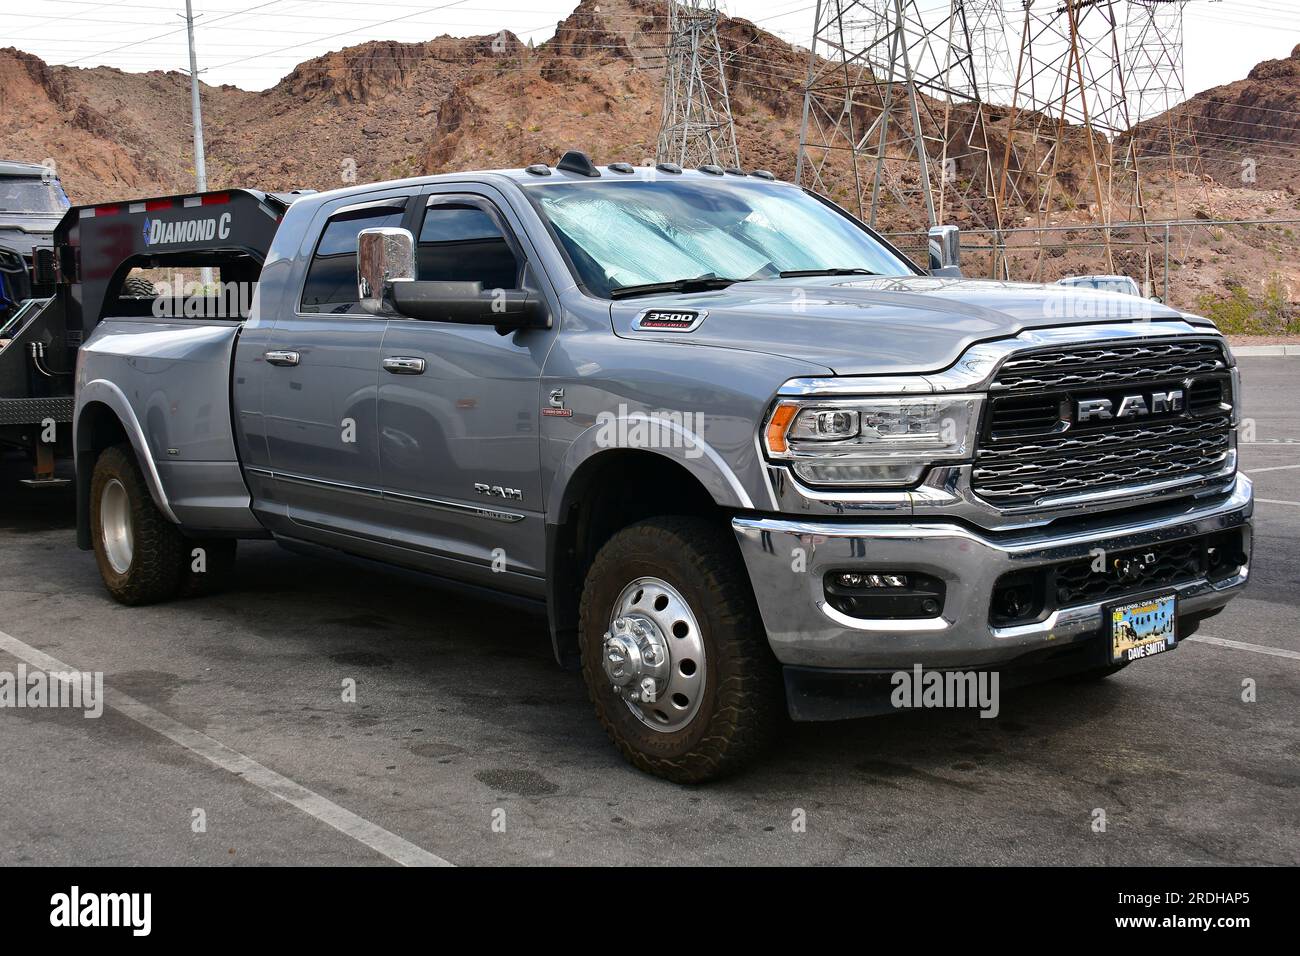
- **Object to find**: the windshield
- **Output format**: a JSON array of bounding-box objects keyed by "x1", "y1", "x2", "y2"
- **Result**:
[
  {"x1": 523, "y1": 177, "x2": 915, "y2": 298},
  {"x1": 0, "y1": 176, "x2": 71, "y2": 214}
]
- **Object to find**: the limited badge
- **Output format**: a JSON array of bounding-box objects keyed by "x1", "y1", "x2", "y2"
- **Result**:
[{"x1": 632, "y1": 308, "x2": 707, "y2": 332}]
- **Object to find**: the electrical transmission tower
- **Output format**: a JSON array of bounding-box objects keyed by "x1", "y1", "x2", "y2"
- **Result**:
[
  {"x1": 997, "y1": 0, "x2": 1151, "y2": 276},
  {"x1": 1124, "y1": 0, "x2": 1206, "y2": 216},
  {"x1": 656, "y1": 0, "x2": 740, "y2": 168},
  {"x1": 795, "y1": 0, "x2": 1007, "y2": 231}
]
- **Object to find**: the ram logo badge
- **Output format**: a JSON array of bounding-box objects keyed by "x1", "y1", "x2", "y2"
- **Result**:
[
  {"x1": 1076, "y1": 389, "x2": 1184, "y2": 422},
  {"x1": 475, "y1": 483, "x2": 523, "y2": 501}
]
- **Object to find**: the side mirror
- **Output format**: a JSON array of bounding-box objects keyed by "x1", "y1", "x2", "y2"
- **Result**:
[
  {"x1": 357, "y1": 226, "x2": 548, "y2": 332},
  {"x1": 390, "y1": 280, "x2": 549, "y2": 332},
  {"x1": 927, "y1": 224, "x2": 961, "y2": 278},
  {"x1": 357, "y1": 227, "x2": 416, "y2": 316}
]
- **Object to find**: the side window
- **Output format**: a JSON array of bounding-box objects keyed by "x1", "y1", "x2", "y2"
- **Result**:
[
  {"x1": 301, "y1": 206, "x2": 405, "y2": 313},
  {"x1": 418, "y1": 201, "x2": 521, "y2": 291}
]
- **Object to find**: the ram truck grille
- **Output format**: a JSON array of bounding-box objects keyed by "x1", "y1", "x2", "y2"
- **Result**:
[{"x1": 972, "y1": 338, "x2": 1235, "y2": 508}]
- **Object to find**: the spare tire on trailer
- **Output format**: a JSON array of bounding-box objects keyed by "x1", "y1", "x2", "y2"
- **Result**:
[{"x1": 119, "y1": 275, "x2": 157, "y2": 297}]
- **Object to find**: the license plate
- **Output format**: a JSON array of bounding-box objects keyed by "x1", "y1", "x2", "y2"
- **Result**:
[{"x1": 1109, "y1": 594, "x2": 1178, "y2": 664}]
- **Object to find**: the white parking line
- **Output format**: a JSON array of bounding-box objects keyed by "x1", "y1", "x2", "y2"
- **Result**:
[
  {"x1": 1257, "y1": 498, "x2": 1300, "y2": 507},
  {"x1": 1188, "y1": 634, "x2": 1300, "y2": 662},
  {"x1": 1243, "y1": 464, "x2": 1300, "y2": 474},
  {"x1": 0, "y1": 628, "x2": 452, "y2": 867}
]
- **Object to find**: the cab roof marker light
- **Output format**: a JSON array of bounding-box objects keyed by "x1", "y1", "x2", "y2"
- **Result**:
[
  {"x1": 609, "y1": 162, "x2": 635, "y2": 174},
  {"x1": 723, "y1": 167, "x2": 746, "y2": 176},
  {"x1": 698, "y1": 164, "x2": 724, "y2": 175},
  {"x1": 656, "y1": 162, "x2": 683, "y2": 174},
  {"x1": 751, "y1": 170, "x2": 776, "y2": 180},
  {"x1": 524, "y1": 164, "x2": 552, "y2": 176}
]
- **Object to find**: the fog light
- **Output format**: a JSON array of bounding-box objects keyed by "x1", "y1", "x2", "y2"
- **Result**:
[
  {"x1": 836, "y1": 572, "x2": 909, "y2": 588},
  {"x1": 824, "y1": 571, "x2": 945, "y2": 620}
]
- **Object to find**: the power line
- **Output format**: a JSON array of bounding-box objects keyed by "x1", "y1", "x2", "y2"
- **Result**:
[{"x1": 61, "y1": 0, "x2": 292, "y2": 66}]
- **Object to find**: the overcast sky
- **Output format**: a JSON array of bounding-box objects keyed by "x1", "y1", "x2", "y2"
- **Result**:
[{"x1": 3, "y1": 0, "x2": 1296, "y2": 99}]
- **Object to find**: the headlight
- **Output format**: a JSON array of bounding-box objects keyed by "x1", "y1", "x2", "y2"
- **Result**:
[{"x1": 763, "y1": 394, "x2": 983, "y2": 486}]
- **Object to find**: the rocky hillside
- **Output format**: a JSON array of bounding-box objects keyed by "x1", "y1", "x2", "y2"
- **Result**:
[
  {"x1": 0, "y1": 0, "x2": 810, "y2": 203},
  {"x1": 0, "y1": 0, "x2": 1296, "y2": 324},
  {"x1": 3, "y1": 0, "x2": 1296, "y2": 210},
  {"x1": 1172, "y1": 43, "x2": 1300, "y2": 194}
]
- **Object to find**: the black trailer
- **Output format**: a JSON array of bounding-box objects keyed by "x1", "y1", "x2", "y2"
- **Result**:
[{"x1": 0, "y1": 187, "x2": 298, "y2": 485}]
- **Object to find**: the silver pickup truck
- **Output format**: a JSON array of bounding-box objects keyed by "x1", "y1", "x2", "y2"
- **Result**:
[{"x1": 69, "y1": 152, "x2": 1252, "y2": 781}]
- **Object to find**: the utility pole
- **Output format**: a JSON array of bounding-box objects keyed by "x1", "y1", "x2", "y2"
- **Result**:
[
  {"x1": 182, "y1": 0, "x2": 211, "y2": 286},
  {"x1": 183, "y1": 0, "x2": 208, "y2": 194}
]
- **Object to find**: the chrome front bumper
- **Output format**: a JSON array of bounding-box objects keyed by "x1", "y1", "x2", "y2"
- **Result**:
[{"x1": 732, "y1": 473, "x2": 1253, "y2": 670}]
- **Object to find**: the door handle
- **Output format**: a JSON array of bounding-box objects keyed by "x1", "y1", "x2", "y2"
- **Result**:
[
  {"x1": 264, "y1": 349, "x2": 300, "y2": 367},
  {"x1": 382, "y1": 356, "x2": 426, "y2": 375}
]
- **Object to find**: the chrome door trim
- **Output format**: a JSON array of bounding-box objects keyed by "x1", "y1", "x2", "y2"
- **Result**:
[
  {"x1": 264, "y1": 349, "x2": 301, "y2": 367},
  {"x1": 383, "y1": 489, "x2": 526, "y2": 523},
  {"x1": 381, "y1": 356, "x2": 427, "y2": 375},
  {"x1": 246, "y1": 466, "x2": 526, "y2": 523}
]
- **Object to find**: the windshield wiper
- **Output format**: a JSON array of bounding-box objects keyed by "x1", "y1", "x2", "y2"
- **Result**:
[
  {"x1": 608, "y1": 274, "x2": 746, "y2": 300},
  {"x1": 777, "y1": 268, "x2": 878, "y2": 278}
]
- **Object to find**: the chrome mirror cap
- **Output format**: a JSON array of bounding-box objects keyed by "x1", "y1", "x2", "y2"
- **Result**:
[
  {"x1": 357, "y1": 226, "x2": 416, "y2": 316},
  {"x1": 927, "y1": 224, "x2": 961, "y2": 277}
]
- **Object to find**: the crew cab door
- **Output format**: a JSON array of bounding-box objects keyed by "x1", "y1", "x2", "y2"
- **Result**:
[
  {"x1": 259, "y1": 191, "x2": 413, "y2": 539},
  {"x1": 373, "y1": 185, "x2": 555, "y2": 589}
]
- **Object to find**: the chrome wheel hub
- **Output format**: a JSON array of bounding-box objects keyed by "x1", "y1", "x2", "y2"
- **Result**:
[
  {"x1": 100, "y1": 478, "x2": 134, "y2": 575},
  {"x1": 603, "y1": 577, "x2": 706, "y2": 733}
]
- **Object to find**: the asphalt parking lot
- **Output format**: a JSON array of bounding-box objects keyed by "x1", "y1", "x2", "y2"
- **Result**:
[{"x1": 0, "y1": 357, "x2": 1296, "y2": 866}]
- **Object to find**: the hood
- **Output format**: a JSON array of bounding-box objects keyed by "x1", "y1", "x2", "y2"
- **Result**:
[
  {"x1": 610, "y1": 276, "x2": 1207, "y2": 376},
  {"x1": 0, "y1": 213, "x2": 59, "y2": 258}
]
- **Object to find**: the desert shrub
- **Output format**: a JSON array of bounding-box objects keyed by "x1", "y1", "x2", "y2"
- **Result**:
[{"x1": 1194, "y1": 273, "x2": 1297, "y2": 334}]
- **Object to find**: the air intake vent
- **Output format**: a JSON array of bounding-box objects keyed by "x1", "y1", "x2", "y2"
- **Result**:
[
  {"x1": 1187, "y1": 378, "x2": 1224, "y2": 413},
  {"x1": 988, "y1": 394, "x2": 1062, "y2": 439}
]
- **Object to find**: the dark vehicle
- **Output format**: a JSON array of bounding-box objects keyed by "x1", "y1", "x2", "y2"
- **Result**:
[
  {"x1": 0, "y1": 160, "x2": 71, "y2": 482},
  {"x1": 0, "y1": 159, "x2": 69, "y2": 312}
]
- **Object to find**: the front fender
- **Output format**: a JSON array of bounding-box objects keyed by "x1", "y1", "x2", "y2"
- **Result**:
[{"x1": 545, "y1": 412, "x2": 768, "y2": 521}]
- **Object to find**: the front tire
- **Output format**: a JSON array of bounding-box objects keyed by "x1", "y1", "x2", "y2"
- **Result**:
[
  {"x1": 89, "y1": 444, "x2": 186, "y2": 605},
  {"x1": 579, "y1": 517, "x2": 783, "y2": 783}
]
